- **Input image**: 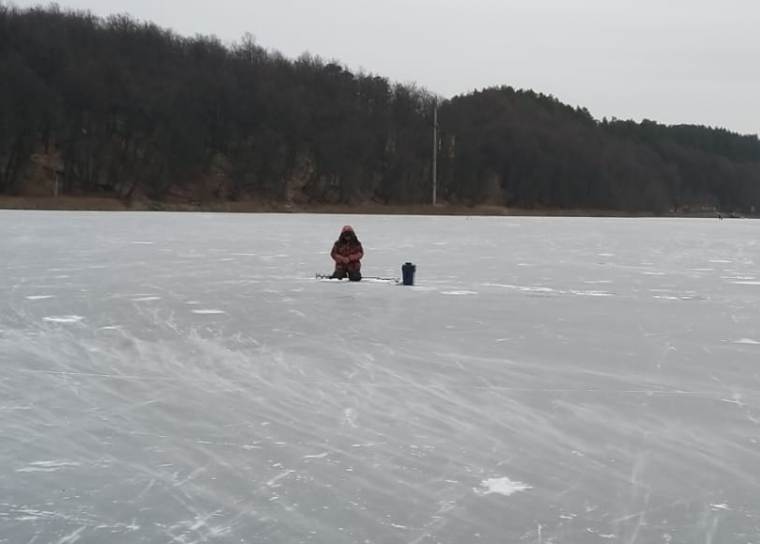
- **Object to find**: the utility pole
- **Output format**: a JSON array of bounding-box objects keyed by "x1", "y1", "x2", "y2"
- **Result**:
[{"x1": 432, "y1": 100, "x2": 438, "y2": 206}]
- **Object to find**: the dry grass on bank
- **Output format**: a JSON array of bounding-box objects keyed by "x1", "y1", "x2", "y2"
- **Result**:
[{"x1": 0, "y1": 195, "x2": 734, "y2": 218}]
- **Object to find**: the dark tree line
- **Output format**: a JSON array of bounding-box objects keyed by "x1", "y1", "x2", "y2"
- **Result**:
[
  {"x1": 2, "y1": 6, "x2": 759, "y2": 213},
  {"x1": 436, "y1": 88, "x2": 760, "y2": 212}
]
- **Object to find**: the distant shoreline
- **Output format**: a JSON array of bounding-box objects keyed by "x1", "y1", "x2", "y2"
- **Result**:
[{"x1": 0, "y1": 196, "x2": 748, "y2": 218}]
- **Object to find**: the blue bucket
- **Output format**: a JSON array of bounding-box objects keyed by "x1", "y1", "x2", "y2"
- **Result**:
[{"x1": 401, "y1": 262, "x2": 416, "y2": 286}]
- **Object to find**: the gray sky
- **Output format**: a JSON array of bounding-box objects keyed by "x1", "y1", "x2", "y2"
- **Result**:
[{"x1": 11, "y1": 0, "x2": 760, "y2": 135}]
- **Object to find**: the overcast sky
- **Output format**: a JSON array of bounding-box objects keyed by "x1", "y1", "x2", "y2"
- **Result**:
[{"x1": 10, "y1": 0, "x2": 760, "y2": 135}]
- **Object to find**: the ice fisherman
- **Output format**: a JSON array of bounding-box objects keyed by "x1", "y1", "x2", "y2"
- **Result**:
[{"x1": 330, "y1": 225, "x2": 364, "y2": 281}]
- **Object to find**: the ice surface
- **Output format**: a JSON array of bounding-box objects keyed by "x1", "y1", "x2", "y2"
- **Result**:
[{"x1": 1, "y1": 211, "x2": 760, "y2": 543}]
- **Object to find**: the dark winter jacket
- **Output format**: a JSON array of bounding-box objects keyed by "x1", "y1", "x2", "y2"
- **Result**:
[{"x1": 331, "y1": 225, "x2": 364, "y2": 265}]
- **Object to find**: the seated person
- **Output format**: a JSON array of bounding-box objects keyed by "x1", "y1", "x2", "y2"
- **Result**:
[{"x1": 330, "y1": 225, "x2": 363, "y2": 281}]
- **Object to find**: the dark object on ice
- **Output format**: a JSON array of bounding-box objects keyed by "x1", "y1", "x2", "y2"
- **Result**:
[
  {"x1": 332, "y1": 268, "x2": 362, "y2": 282},
  {"x1": 330, "y1": 225, "x2": 363, "y2": 281},
  {"x1": 402, "y1": 262, "x2": 416, "y2": 286}
]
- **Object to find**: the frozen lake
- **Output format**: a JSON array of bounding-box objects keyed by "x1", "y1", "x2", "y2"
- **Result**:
[{"x1": 1, "y1": 211, "x2": 759, "y2": 543}]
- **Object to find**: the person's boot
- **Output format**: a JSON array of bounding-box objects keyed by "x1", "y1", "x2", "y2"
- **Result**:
[
  {"x1": 331, "y1": 268, "x2": 347, "y2": 280},
  {"x1": 348, "y1": 271, "x2": 362, "y2": 282}
]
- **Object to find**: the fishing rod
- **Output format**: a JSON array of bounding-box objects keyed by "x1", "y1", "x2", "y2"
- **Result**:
[{"x1": 315, "y1": 273, "x2": 400, "y2": 282}]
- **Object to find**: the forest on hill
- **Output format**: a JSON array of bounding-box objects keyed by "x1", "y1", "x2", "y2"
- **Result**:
[{"x1": 2, "y1": 5, "x2": 759, "y2": 213}]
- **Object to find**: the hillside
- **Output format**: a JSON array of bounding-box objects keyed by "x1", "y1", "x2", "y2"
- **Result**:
[{"x1": 1, "y1": 6, "x2": 759, "y2": 213}]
